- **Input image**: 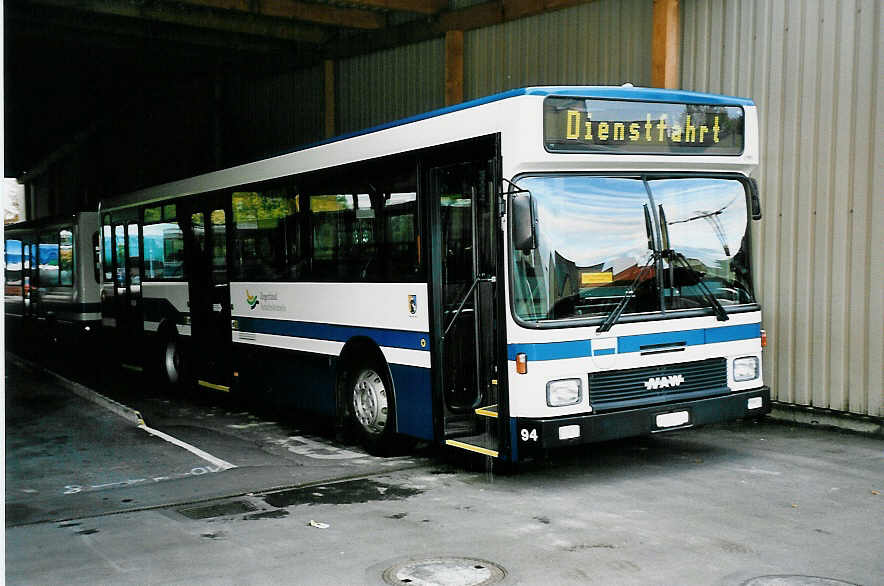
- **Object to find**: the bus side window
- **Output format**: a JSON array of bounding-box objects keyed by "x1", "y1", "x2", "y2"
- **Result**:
[
  {"x1": 231, "y1": 187, "x2": 298, "y2": 281},
  {"x1": 59, "y1": 229, "x2": 73, "y2": 286},
  {"x1": 384, "y1": 192, "x2": 419, "y2": 280},
  {"x1": 102, "y1": 224, "x2": 113, "y2": 282},
  {"x1": 38, "y1": 230, "x2": 60, "y2": 287},
  {"x1": 5, "y1": 239, "x2": 23, "y2": 290},
  {"x1": 92, "y1": 231, "x2": 101, "y2": 283}
]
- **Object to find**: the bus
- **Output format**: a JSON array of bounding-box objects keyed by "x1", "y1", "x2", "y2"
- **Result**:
[
  {"x1": 97, "y1": 86, "x2": 770, "y2": 461},
  {"x1": 4, "y1": 213, "x2": 102, "y2": 354}
]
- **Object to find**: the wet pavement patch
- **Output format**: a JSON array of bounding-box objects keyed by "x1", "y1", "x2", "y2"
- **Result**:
[
  {"x1": 382, "y1": 557, "x2": 506, "y2": 586},
  {"x1": 243, "y1": 510, "x2": 289, "y2": 520},
  {"x1": 76, "y1": 529, "x2": 99, "y2": 535},
  {"x1": 263, "y1": 479, "x2": 422, "y2": 508}
]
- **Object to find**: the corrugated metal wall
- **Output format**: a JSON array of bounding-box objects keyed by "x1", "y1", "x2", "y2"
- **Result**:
[
  {"x1": 464, "y1": 0, "x2": 653, "y2": 97},
  {"x1": 336, "y1": 39, "x2": 445, "y2": 135},
  {"x1": 334, "y1": 0, "x2": 654, "y2": 132},
  {"x1": 681, "y1": 0, "x2": 883, "y2": 417},
  {"x1": 224, "y1": 66, "x2": 324, "y2": 164}
]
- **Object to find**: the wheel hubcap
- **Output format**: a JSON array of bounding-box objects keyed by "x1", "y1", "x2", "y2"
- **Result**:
[{"x1": 352, "y1": 369, "x2": 388, "y2": 436}]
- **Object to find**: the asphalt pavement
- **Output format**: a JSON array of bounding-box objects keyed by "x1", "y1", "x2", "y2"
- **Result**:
[{"x1": 5, "y1": 355, "x2": 883, "y2": 585}]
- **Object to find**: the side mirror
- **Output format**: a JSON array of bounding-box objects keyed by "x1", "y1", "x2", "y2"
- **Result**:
[
  {"x1": 748, "y1": 178, "x2": 763, "y2": 220},
  {"x1": 511, "y1": 192, "x2": 536, "y2": 252}
]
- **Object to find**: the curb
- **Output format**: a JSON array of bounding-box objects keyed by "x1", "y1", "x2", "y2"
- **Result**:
[
  {"x1": 6, "y1": 353, "x2": 146, "y2": 426},
  {"x1": 768, "y1": 402, "x2": 883, "y2": 437}
]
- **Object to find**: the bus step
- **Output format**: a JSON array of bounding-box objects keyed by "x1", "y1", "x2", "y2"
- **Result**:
[
  {"x1": 445, "y1": 436, "x2": 499, "y2": 458},
  {"x1": 475, "y1": 404, "x2": 498, "y2": 418}
]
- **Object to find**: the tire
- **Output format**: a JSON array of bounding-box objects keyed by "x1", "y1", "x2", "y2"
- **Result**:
[
  {"x1": 160, "y1": 334, "x2": 186, "y2": 389},
  {"x1": 348, "y1": 361, "x2": 397, "y2": 455}
]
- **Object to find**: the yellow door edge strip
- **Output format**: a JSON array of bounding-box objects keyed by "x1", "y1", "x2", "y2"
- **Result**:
[
  {"x1": 445, "y1": 439, "x2": 499, "y2": 458},
  {"x1": 475, "y1": 405, "x2": 498, "y2": 418},
  {"x1": 198, "y1": 380, "x2": 231, "y2": 392}
]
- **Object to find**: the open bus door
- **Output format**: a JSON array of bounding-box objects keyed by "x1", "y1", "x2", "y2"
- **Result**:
[
  {"x1": 429, "y1": 156, "x2": 505, "y2": 459},
  {"x1": 181, "y1": 196, "x2": 233, "y2": 393}
]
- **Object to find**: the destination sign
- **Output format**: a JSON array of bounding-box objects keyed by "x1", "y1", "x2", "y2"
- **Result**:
[{"x1": 543, "y1": 97, "x2": 744, "y2": 155}]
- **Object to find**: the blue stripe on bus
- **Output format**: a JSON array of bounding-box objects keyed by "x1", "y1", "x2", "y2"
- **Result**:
[
  {"x1": 618, "y1": 324, "x2": 760, "y2": 353},
  {"x1": 236, "y1": 317, "x2": 430, "y2": 351},
  {"x1": 507, "y1": 340, "x2": 591, "y2": 361},
  {"x1": 704, "y1": 322, "x2": 762, "y2": 344},
  {"x1": 617, "y1": 329, "x2": 706, "y2": 353},
  {"x1": 507, "y1": 323, "x2": 761, "y2": 361}
]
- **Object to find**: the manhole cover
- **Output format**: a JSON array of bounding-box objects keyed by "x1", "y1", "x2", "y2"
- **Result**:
[
  {"x1": 743, "y1": 577, "x2": 860, "y2": 586},
  {"x1": 382, "y1": 557, "x2": 506, "y2": 586}
]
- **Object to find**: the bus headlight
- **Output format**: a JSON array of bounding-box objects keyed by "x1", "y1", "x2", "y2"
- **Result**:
[
  {"x1": 733, "y1": 357, "x2": 760, "y2": 382},
  {"x1": 547, "y1": 378, "x2": 582, "y2": 407}
]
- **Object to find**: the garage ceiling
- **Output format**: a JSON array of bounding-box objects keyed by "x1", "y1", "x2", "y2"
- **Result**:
[{"x1": 5, "y1": 0, "x2": 591, "y2": 178}]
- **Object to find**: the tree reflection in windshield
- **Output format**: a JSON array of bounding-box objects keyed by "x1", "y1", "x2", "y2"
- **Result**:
[{"x1": 510, "y1": 175, "x2": 755, "y2": 325}]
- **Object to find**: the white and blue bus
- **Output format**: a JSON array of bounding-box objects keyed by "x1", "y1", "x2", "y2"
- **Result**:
[
  {"x1": 4, "y1": 213, "x2": 102, "y2": 352},
  {"x1": 97, "y1": 86, "x2": 769, "y2": 461}
]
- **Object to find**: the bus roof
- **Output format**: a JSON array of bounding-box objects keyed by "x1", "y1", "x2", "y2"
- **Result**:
[
  {"x1": 101, "y1": 85, "x2": 756, "y2": 213},
  {"x1": 286, "y1": 85, "x2": 755, "y2": 158}
]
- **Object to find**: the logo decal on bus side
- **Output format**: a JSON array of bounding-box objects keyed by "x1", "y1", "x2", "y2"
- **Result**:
[
  {"x1": 408, "y1": 294, "x2": 417, "y2": 316},
  {"x1": 246, "y1": 290, "x2": 260, "y2": 310},
  {"x1": 644, "y1": 375, "x2": 685, "y2": 390}
]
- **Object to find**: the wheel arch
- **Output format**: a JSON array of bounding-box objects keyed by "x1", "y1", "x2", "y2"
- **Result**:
[{"x1": 335, "y1": 335, "x2": 396, "y2": 430}]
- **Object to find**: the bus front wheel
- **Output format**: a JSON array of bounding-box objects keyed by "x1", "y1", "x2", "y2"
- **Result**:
[{"x1": 348, "y1": 362, "x2": 396, "y2": 455}]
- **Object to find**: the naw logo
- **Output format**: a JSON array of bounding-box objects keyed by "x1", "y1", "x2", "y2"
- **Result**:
[
  {"x1": 246, "y1": 290, "x2": 260, "y2": 310},
  {"x1": 644, "y1": 374, "x2": 685, "y2": 390}
]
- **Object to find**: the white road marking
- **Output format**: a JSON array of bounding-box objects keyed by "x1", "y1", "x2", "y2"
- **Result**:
[
  {"x1": 62, "y1": 465, "x2": 226, "y2": 495},
  {"x1": 271, "y1": 435, "x2": 366, "y2": 460},
  {"x1": 138, "y1": 424, "x2": 236, "y2": 471}
]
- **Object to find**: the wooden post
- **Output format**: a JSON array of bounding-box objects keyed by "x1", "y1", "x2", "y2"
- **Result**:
[
  {"x1": 445, "y1": 30, "x2": 464, "y2": 106},
  {"x1": 324, "y1": 59, "x2": 335, "y2": 139},
  {"x1": 651, "y1": 0, "x2": 680, "y2": 89}
]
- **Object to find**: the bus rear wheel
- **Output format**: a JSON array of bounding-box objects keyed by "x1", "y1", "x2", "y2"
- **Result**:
[
  {"x1": 160, "y1": 335, "x2": 186, "y2": 389},
  {"x1": 348, "y1": 363, "x2": 396, "y2": 455}
]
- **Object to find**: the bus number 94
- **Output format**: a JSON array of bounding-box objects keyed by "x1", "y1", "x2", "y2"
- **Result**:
[{"x1": 520, "y1": 428, "x2": 539, "y2": 442}]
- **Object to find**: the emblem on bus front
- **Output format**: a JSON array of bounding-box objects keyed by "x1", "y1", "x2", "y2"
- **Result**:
[
  {"x1": 644, "y1": 374, "x2": 685, "y2": 390},
  {"x1": 408, "y1": 294, "x2": 417, "y2": 315}
]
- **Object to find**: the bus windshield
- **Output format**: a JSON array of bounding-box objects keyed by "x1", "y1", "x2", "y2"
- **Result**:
[{"x1": 510, "y1": 175, "x2": 755, "y2": 325}]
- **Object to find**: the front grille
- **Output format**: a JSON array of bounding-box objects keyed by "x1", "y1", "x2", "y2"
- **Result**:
[{"x1": 589, "y1": 358, "x2": 728, "y2": 411}]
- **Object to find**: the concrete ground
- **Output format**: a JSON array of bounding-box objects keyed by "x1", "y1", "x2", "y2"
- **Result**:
[{"x1": 5, "y1": 357, "x2": 883, "y2": 585}]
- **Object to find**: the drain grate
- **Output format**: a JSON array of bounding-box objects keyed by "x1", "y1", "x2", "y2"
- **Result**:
[
  {"x1": 382, "y1": 557, "x2": 506, "y2": 586},
  {"x1": 177, "y1": 500, "x2": 257, "y2": 520}
]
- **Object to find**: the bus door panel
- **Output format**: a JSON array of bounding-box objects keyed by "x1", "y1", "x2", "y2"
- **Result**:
[
  {"x1": 430, "y1": 159, "x2": 501, "y2": 446},
  {"x1": 183, "y1": 202, "x2": 232, "y2": 391},
  {"x1": 22, "y1": 237, "x2": 36, "y2": 317},
  {"x1": 112, "y1": 222, "x2": 144, "y2": 349}
]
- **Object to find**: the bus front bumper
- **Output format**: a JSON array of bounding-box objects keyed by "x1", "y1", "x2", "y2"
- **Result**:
[{"x1": 513, "y1": 387, "x2": 770, "y2": 455}]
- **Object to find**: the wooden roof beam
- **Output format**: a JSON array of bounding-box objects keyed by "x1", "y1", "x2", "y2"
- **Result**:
[
  {"x1": 183, "y1": 0, "x2": 386, "y2": 29},
  {"x1": 342, "y1": 0, "x2": 450, "y2": 15},
  {"x1": 25, "y1": 0, "x2": 332, "y2": 44},
  {"x1": 327, "y1": 0, "x2": 595, "y2": 59}
]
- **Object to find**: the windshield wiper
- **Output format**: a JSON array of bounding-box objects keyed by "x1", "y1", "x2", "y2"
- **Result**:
[
  {"x1": 660, "y1": 249, "x2": 729, "y2": 322},
  {"x1": 597, "y1": 251, "x2": 657, "y2": 333},
  {"x1": 597, "y1": 205, "x2": 729, "y2": 333},
  {"x1": 657, "y1": 204, "x2": 728, "y2": 322},
  {"x1": 597, "y1": 204, "x2": 657, "y2": 333}
]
